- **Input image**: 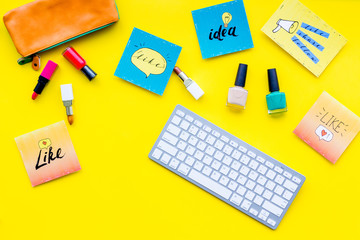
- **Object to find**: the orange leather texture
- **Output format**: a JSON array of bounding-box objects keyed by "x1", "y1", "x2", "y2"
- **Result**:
[{"x1": 3, "y1": 0, "x2": 119, "y2": 57}]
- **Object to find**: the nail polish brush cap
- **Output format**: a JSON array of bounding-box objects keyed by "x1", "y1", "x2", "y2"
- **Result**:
[
  {"x1": 268, "y1": 68, "x2": 280, "y2": 92},
  {"x1": 234, "y1": 63, "x2": 247, "y2": 87}
]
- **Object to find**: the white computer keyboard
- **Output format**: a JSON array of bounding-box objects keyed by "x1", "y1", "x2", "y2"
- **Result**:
[{"x1": 149, "y1": 105, "x2": 305, "y2": 229}]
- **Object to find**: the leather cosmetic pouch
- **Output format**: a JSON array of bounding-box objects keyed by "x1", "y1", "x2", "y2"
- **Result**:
[{"x1": 3, "y1": 0, "x2": 119, "y2": 61}]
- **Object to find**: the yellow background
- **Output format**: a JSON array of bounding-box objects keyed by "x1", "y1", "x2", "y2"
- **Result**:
[{"x1": 0, "y1": 0, "x2": 359, "y2": 239}]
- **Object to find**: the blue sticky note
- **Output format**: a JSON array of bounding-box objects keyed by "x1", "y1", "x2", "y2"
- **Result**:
[
  {"x1": 114, "y1": 28, "x2": 182, "y2": 95},
  {"x1": 191, "y1": 0, "x2": 253, "y2": 59}
]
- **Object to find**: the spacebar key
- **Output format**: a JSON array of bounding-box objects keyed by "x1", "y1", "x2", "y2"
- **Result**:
[{"x1": 188, "y1": 170, "x2": 232, "y2": 200}]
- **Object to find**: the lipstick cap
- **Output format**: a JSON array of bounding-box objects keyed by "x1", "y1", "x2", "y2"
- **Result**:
[
  {"x1": 61, "y1": 84, "x2": 74, "y2": 101},
  {"x1": 81, "y1": 65, "x2": 97, "y2": 81},
  {"x1": 186, "y1": 81, "x2": 204, "y2": 100},
  {"x1": 41, "y1": 60, "x2": 58, "y2": 80}
]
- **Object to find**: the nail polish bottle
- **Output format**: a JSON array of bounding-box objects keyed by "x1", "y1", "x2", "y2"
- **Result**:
[
  {"x1": 227, "y1": 63, "x2": 248, "y2": 109},
  {"x1": 266, "y1": 68, "x2": 287, "y2": 114}
]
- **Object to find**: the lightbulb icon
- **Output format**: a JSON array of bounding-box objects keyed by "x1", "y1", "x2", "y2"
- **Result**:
[{"x1": 222, "y1": 12, "x2": 232, "y2": 28}]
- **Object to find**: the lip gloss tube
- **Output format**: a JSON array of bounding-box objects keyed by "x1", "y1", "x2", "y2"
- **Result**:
[
  {"x1": 32, "y1": 60, "x2": 58, "y2": 100},
  {"x1": 62, "y1": 46, "x2": 96, "y2": 81}
]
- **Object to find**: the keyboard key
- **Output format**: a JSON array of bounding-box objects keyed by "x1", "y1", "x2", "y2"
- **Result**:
[
  {"x1": 223, "y1": 145, "x2": 233, "y2": 155},
  {"x1": 167, "y1": 124, "x2": 181, "y2": 136},
  {"x1": 274, "y1": 185, "x2": 284, "y2": 196},
  {"x1": 197, "y1": 130, "x2": 207, "y2": 140},
  {"x1": 228, "y1": 170, "x2": 238, "y2": 180},
  {"x1": 178, "y1": 163, "x2": 190, "y2": 175},
  {"x1": 176, "y1": 110, "x2": 185, "y2": 117},
  {"x1": 257, "y1": 176, "x2": 267, "y2": 186},
  {"x1": 265, "y1": 161, "x2": 274, "y2": 169},
  {"x1": 254, "y1": 185, "x2": 264, "y2": 195},
  {"x1": 185, "y1": 156, "x2": 195, "y2": 166},
  {"x1": 205, "y1": 135, "x2": 216, "y2": 145},
  {"x1": 152, "y1": 148, "x2": 162, "y2": 159},
  {"x1": 266, "y1": 170, "x2": 276, "y2": 180},
  {"x1": 263, "y1": 190, "x2": 273, "y2": 200},
  {"x1": 236, "y1": 185, "x2": 247, "y2": 195},
  {"x1": 177, "y1": 141, "x2": 187, "y2": 151},
  {"x1": 230, "y1": 140, "x2": 238, "y2": 148},
  {"x1": 189, "y1": 170, "x2": 232, "y2": 199},
  {"x1": 222, "y1": 156, "x2": 232, "y2": 166},
  {"x1": 254, "y1": 196, "x2": 264, "y2": 206},
  {"x1": 247, "y1": 151, "x2": 256, "y2": 158},
  {"x1": 256, "y1": 156, "x2": 265, "y2": 163},
  {"x1": 237, "y1": 175, "x2": 247, "y2": 185},
  {"x1": 267, "y1": 218, "x2": 277, "y2": 227},
  {"x1": 245, "y1": 191, "x2": 255, "y2": 201},
  {"x1": 265, "y1": 180, "x2": 276, "y2": 191},
  {"x1": 228, "y1": 181, "x2": 238, "y2": 191},
  {"x1": 249, "y1": 160, "x2": 259, "y2": 170},
  {"x1": 230, "y1": 193, "x2": 243, "y2": 206},
  {"x1": 257, "y1": 165, "x2": 268, "y2": 175},
  {"x1": 274, "y1": 175, "x2": 285, "y2": 185},
  {"x1": 185, "y1": 146, "x2": 196, "y2": 155},
  {"x1": 185, "y1": 115, "x2": 194, "y2": 122},
  {"x1": 194, "y1": 150, "x2": 204, "y2": 161},
  {"x1": 194, "y1": 120, "x2": 203, "y2": 128},
  {"x1": 180, "y1": 120, "x2": 190, "y2": 130},
  {"x1": 258, "y1": 209, "x2": 269, "y2": 221},
  {"x1": 220, "y1": 135, "x2": 229, "y2": 143},
  {"x1": 203, "y1": 125, "x2": 211, "y2": 132},
  {"x1": 214, "y1": 151, "x2": 224, "y2": 161},
  {"x1": 292, "y1": 176, "x2": 301, "y2": 184},
  {"x1": 219, "y1": 176, "x2": 229, "y2": 186},
  {"x1": 240, "y1": 166, "x2": 250, "y2": 175},
  {"x1": 163, "y1": 132, "x2": 179, "y2": 145},
  {"x1": 248, "y1": 170, "x2": 258, "y2": 181},
  {"x1": 160, "y1": 153, "x2": 171, "y2": 164},
  {"x1": 180, "y1": 131, "x2": 190, "y2": 141},
  {"x1": 202, "y1": 166, "x2": 212, "y2": 176},
  {"x1": 231, "y1": 150, "x2": 242, "y2": 160},
  {"x1": 158, "y1": 140, "x2": 178, "y2": 156},
  {"x1": 211, "y1": 160, "x2": 221, "y2": 171},
  {"x1": 231, "y1": 161, "x2": 241, "y2": 171},
  {"x1": 210, "y1": 171, "x2": 221, "y2": 181},
  {"x1": 189, "y1": 125, "x2": 199, "y2": 135},
  {"x1": 239, "y1": 146, "x2": 247, "y2": 153},
  {"x1": 212, "y1": 130, "x2": 221, "y2": 138},
  {"x1": 203, "y1": 155, "x2": 212, "y2": 165},
  {"x1": 263, "y1": 201, "x2": 283, "y2": 217},
  {"x1": 215, "y1": 140, "x2": 225, "y2": 150},
  {"x1": 284, "y1": 171, "x2": 292, "y2": 179},
  {"x1": 245, "y1": 180, "x2": 256, "y2": 190},
  {"x1": 283, "y1": 180, "x2": 298, "y2": 192},
  {"x1": 176, "y1": 151, "x2": 186, "y2": 161},
  {"x1": 171, "y1": 115, "x2": 181, "y2": 125},
  {"x1": 240, "y1": 155, "x2": 250, "y2": 165},
  {"x1": 274, "y1": 166, "x2": 283, "y2": 174},
  {"x1": 241, "y1": 199, "x2": 252, "y2": 211},
  {"x1": 249, "y1": 208, "x2": 258, "y2": 216},
  {"x1": 219, "y1": 165, "x2": 230, "y2": 175},
  {"x1": 271, "y1": 194, "x2": 288, "y2": 208},
  {"x1": 283, "y1": 190, "x2": 293, "y2": 201},
  {"x1": 188, "y1": 136, "x2": 198, "y2": 146},
  {"x1": 205, "y1": 146, "x2": 215, "y2": 156},
  {"x1": 169, "y1": 159, "x2": 180, "y2": 169},
  {"x1": 196, "y1": 141, "x2": 206, "y2": 151},
  {"x1": 194, "y1": 161, "x2": 203, "y2": 171}
]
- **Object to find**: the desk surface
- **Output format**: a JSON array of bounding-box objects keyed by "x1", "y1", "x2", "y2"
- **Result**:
[{"x1": 0, "y1": 0, "x2": 359, "y2": 239}]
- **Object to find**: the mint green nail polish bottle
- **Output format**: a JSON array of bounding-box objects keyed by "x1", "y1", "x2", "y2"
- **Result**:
[{"x1": 266, "y1": 68, "x2": 287, "y2": 114}]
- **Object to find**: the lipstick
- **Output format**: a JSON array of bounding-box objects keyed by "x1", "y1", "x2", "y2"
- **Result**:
[
  {"x1": 32, "y1": 60, "x2": 58, "y2": 100},
  {"x1": 173, "y1": 66, "x2": 204, "y2": 100},
  {"x1": 62, "y1": 46, "x2": 96, "y2": 81},
  {"x1": 60, "y1": 84, "x2": 74, "y2": 125}
]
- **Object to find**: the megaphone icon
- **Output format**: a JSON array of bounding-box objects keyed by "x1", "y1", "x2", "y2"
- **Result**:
[{"x1": 272, "y1": 19, "x2": 299, "y2": 34}]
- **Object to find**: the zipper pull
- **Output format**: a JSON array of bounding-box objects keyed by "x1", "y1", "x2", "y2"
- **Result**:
[
  {"x1": 17, "y1": 54, "x2": 41, "y2": 71},
  {"x1": 32, "y1": 55, "x2": 41, "y2": 71}
]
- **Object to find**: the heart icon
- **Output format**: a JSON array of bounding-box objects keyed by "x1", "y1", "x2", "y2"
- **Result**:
[
  {"x1": 321, "y1": 130, "x2": 327, "y2": 136},
  {"x1": 43, "y1": 141, "x2": 47, "y2": 145}
]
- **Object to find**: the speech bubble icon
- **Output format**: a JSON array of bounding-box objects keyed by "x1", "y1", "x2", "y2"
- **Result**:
[
  {"x1": 315, "y1": 125, "x2": 333, "y2": 142},
  {"x1": 38, "y1": 138, "x2": 52, "y2": 149},
  {"x1": 131, "y1": 48, "x2": 167, "y2": 78}
]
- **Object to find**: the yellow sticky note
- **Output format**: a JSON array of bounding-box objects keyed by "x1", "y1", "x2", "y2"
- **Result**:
[
  {"x1": 261, "y1": 0, "x2": 347, "y2": 77},
  {"x1": 294, "y1": 92, "x2": 360, "y2": 164}
]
